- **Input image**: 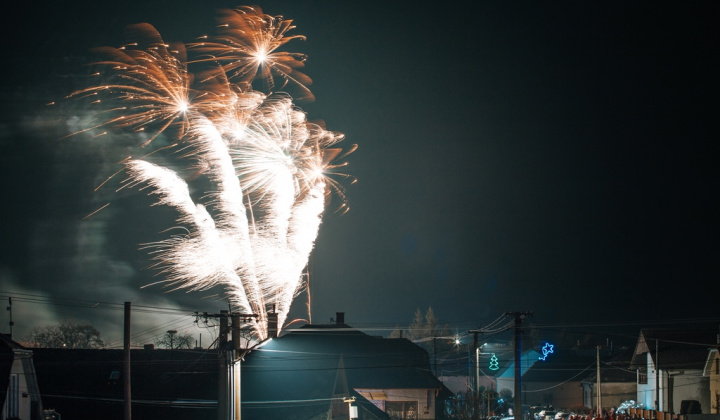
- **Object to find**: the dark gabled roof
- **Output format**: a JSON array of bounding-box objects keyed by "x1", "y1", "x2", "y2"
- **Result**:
[
  {"x1": 270, "y1": 323, "x2": 443, "y2": 389},
  {"x1": 0, "y1": 334, "x2": 27, "y2": 352},
  {"x1": 241, "y1": 322, "x2": 443, "y2": 420},
  {"x1": 630, "y1": 328, "x2": 719, "y2": 370}
]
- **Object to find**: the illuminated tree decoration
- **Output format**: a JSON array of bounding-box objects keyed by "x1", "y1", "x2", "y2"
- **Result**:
[
  {"x1": 489, "y1": 353, "x2": 499, "y2": 370},
  {"x1": 539, "y1": 342, "x2": 554, "y2": 361}
]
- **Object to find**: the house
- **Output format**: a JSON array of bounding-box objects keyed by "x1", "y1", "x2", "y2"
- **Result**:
[
  {"x1": 1, "y1": 334, "x2": 43, "y2": 420},
  {"x1": 630, "y1": 328, "x2": 719, "y2": 415},
  {"x1": 241, "y1": 312, "x2": 450, "y2": 420}
]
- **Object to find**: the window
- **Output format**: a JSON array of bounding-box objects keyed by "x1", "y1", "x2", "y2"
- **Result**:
[
  {"x1": 386, "y1": 401, "x2": 418, "y2": 420},
  {"x1": 638, "y1": 372, "x2": 647, "y2": 384}
]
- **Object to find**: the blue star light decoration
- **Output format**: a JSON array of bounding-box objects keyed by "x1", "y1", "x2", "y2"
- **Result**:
[{"x1": 539, "y1": 342, "x2": 554, "y2": 361}]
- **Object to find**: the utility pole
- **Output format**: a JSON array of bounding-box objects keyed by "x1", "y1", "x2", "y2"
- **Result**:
[
  {"x1": 507, "y1": 311, "x2": 532, "y2": 420},
  {"x1": 6, "y1": 297, "x2": 13, "y2": 339},
  {"x1": 218, "y1": 310, "x2": 229, "y2": 420},
  {"x1": 230, "y1": 312, "x2": 254, "y2": 420},
  {"x1": 596, "y1": 346, "x2": 602, "y2": 417},
  {"x1": 473, "y1": 331, "x2": 479, "y2": 420},
  {"x1": 123, "y1": 302, "x2": 132, "y2": 420},
  {"x1": 655, "y1": 338, "x2": 660, "y2": 412},
  {"x1": 195, "y1": 310, "x2": 258, "y2": 420},
  {"x1": 433, "y1": 337, "x2": 437, "y2": 376}
]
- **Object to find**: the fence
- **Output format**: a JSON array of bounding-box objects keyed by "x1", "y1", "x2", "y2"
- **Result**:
[
  {"x1": 625, "y1": 408, "x2": 720, "y2": 420},
  {"x1": 627, "y1": 408, "x2": 674, "y2": 420}
]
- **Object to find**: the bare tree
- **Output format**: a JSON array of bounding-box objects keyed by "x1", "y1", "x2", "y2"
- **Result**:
[
  {"x1": 155, "y1": 330, "x2": 194, "y2": 349},
  {"x1": 28, "y1": 320, "x2": 105, "y2": 348}
]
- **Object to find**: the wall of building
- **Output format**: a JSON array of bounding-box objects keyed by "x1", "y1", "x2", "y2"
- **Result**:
[
  {"x1": 669, "y1": 372, "x2": 709, "y2": 414},
  {"x1": 636, "y1": 354, "x2": 712, "y2": 414},
  {"x1": 523, "y1": 381, "x2": 584, "y2": 410},
  {"x1": 709, "y1": 353, "x2": 720, "y2": 414},
  {"x1": 595, "y1": 382, "x2": 637, "y2": 411},
  {"x1": 357, "y1": 388, "x2": 437, "y2": 420},
  {"x1": 4, "y1": 357, "x2": 33, "y2": 420},
  {"x1": 637, "y1": 353, "x2": 657, "y2": 410}
]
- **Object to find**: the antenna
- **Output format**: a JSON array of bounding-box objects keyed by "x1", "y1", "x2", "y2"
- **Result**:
[{"x1": 6, "y1": 297, "x2": 13, "y2": 339}]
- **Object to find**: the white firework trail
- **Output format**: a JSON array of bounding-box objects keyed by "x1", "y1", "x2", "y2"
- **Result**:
[{"x1": 67, "y1": 6, "x2": 354, "y2": 340}]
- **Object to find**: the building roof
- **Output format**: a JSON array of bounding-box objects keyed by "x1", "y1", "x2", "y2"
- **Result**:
[
  {"x1": 241, "y1": 319, "x2": 445, "y2": 420},
  {"x1": 630, "y1": 328, "x2": 720, "y2": 371},
  {"x1": 703, "y1": 348, "x2": 718, "y2": 377}
]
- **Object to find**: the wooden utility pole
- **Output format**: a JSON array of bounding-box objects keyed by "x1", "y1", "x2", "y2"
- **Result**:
[
  {"x1": 218, "y1": 310, "x2": 229, "y2": 420},
  {"x1": 473, "y1": 331, "x2": 479, "y2": 420},
  {"x1": 231, "y1": 313, "x2": 243, "y2": 420},
  {"x1": 596, "y1": 346, "x2": 602, "y2": 417},
  {"x1": 507, "y1": 311, "x2": 532, "y2": 420},
  {"x1": 124, "y1": 302, "x2": 132, "y2": 420},
  {"x1": 7, "y1": 297, "x2": 13, "y2": 339},
  {"x1": 433, "y1": 337, "x2": 436, "y2": 375},
  {"x1": 194, "y1": 310, "x2": 257, "y2": 420},
  {"x1": 655, "y1": 338, "x2": 660, "y2": 412}
]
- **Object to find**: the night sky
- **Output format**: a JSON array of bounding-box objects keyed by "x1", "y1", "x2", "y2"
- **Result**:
[{"x1": 1, "y1": 1, "x2": 718, "y2": 347}]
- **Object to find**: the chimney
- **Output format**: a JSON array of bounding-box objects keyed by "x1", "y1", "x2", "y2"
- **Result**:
[
  {"x1": 267, "y1": 307, "x2": 278, "y2": 338},
  {"x1": 336, "y1": 312, "x2": 345, "y2": 325}
]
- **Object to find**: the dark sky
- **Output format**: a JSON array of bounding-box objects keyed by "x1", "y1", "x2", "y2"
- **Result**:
[{"x1": 1, "y1": 1, "x2": 718, "y2": 347}]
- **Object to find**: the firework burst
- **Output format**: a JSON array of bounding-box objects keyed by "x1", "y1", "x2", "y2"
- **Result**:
[
  {"x1": 68, "y1": 7, "x2": 354, "y2": 340},
  {"x1": 190, "y1": 6, "x2": 315, "y2": 101}
]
